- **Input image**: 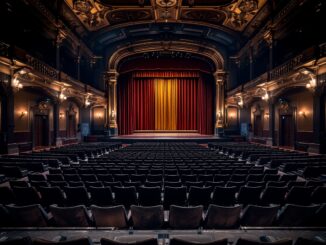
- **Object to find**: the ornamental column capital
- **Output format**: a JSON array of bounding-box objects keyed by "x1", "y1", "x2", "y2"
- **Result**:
[{"x1": 213, "y1": 70, "x2": 226, "y2": 85}]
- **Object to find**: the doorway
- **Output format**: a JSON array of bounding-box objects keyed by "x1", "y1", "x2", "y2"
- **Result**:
[
  {"x1": 254, "y1": 115, "x2": 263, "y2": 137},
  {"x1": 280, "y1": 115, "x2": 294, "y2": 147},
  {"x1": 34, "y1": 115, "x2": 49, "y2": 147},
  {"x1": 67, "y1": 114, "x2": 76, "y2": 138}
]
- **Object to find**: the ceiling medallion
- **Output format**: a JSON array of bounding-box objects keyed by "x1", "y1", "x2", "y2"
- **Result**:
[{"x1": 156, "y1": 0, "x2": 177, "y2": 8}]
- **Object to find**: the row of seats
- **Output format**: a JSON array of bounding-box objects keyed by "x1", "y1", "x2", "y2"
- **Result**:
[
  {"x1": 43, "y1": 173, "x2": 304, "y2": 183},
  {"x1": 1, "y1": 236, "x2": 325, "y2": 245},
  {"x1": 2, "y1": 184, "x2": 326, "y2": 208},
  {"x1": 1, "y1": 203, "x2": 326, "y2": 228}
]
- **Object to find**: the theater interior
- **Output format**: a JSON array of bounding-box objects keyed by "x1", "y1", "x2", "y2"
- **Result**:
[{"x1": 0, "y1": 0, "x2": 326, "y2": 244}]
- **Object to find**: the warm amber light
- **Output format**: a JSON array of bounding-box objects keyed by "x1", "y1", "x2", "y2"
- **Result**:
[
  {"x1": 20, "y1": 110, "x2": 28, "y2": 118},
  {"x1": 96, "y1": 113, "x2": 103, "y2": 119}
]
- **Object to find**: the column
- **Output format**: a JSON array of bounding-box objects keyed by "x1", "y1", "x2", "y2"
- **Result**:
[
  {"x1": 264, "y1": 29, "x2": 274, "y2": 79},
  {"x1": 312, "y1": 86, "x2": 325, "y2": 153},
  {"x1": 1, "y1": 71, "x2": 17, "y2": 154},
  {"x1": 214, "y1": 71, "x2": 225, "y2": 136},
  {"x1": 53, "y1": 101, "x2": 61, "y2": 146},
  {"x1": 55, "y1": 30, "x2": 66, "y2": 81},
  {"x1": 249, "y1": 47, "x2": 253, "y2": 80},
  {"x1": 268, "y1": 98, "x2": 276, "y2": 146},
  {"x1": 105, "y1": 70, "x2": 118, "y2": 136}
]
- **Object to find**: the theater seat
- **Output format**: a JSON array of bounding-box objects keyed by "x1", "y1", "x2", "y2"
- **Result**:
[
  {"x1": 277, "y1": 204, "x2": 320, "y2": 226},
  {"x1": 164, "y1": 187, "x2": 187, "y2": 208},
  {"x1": 50, "y1": 205, "x2": 91, "y2": 227},
  {"x1": 91, "y1": 205, "x2": 128, "y2": 228},
  {"x1": 0, "y1": 186, "x2": 15, "y2": 205},
  {"x1": 6, "y1": 204, "x2": 49, "y2": 227},
  {"x1": 235, "y1": 238, "x2": 293, "y2": 245},
  {"x1": 39, "y1": 186, "x2": 66, "y2": 206},
  {"x1": 130, "y1": 205, "x2": 164, "y2": 229},
  {"x1": 169, "y1": 205, "x2": 203, "y2": 229},
  {"x1": 0, "y1": 204, "x2": 11, "y2": 227},
  {"x1": 240, "y1": 205, "x2": 279, "y2": 226},
  {"x1": 33, "y1": 237, "x2": 92, "y2": 245},
  {"x1": 138, "y1": 186, "x2": 162, "y2": 206},
  {"x1": 101, "y1": 238, "x2": 157, "y2": 245},
  {"x1": 204, "y1": 204, "x2": 241, "y2": 229},
  {"x1": 169, "y1": 238, "x2": 228, "y2": 245},
  {"x1": 294, "y1": 237, "x2": 326, "y2": 245},
  {"x1": 188, "y1": 186, "x2": 212, "y2": 207},
  {"x1": 0, "y1": 237, "x2": 32, "y2": 245}
]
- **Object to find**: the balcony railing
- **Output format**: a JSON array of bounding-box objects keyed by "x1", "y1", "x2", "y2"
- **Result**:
[{"x1": 26, "y1": 55, "x2": 59, "y2": 80}]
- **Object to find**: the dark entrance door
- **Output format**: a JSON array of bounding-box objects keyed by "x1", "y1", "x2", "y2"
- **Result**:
[
  {"x1": 67, "y1": 114, "x2": 76, "y2": 138},
  {"x1": 254, "y1": 115, "x2": 263, "y2": 137},
  {"x1": 34, "y1": 115, "x2": 49, "y2": 147},
  {"x1": 280, "y1": 115, "x2": 294, "y2": 147}
]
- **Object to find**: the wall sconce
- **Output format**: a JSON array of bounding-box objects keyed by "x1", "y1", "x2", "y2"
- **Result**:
[
  {"x1": 85, "y1": 97, "x2": 91, "y2": 107},
  {"x1": 262, "y1": 91, "x2": 269, "y2": 101},
  {"x1": 96, "y1": 113, "x2": 103, "y2": 119},
  {"x1": 20, "y1": 110, "x2": 28, "y2": 118},
  {"x1": 306, "y1": 77, "x2": 317, "y2": 90},
  {"x1": 111, "y1": 110, "x2": 116, "y2": 119},
  {"x1": 12, "y1": 77, "x2": 23, "y2": 90},
  {"x1": 59, "y1": 91, "x2": 67, "y2": 101},
  {"x1": 264, "y1": 113, "x2": 269, "y2": 118},
  {"x1": 237, "y1": 96, "x2": 244, "y2": 108},
  {"x1": 229, "y1": 112, "x2": 236, "y2": 119},
  {"x1": 59, "y1": 112, "x2": 65, "y2": 119},
  {"x1": 299, "y1": 111, "x2": 307, "y2": 117}
]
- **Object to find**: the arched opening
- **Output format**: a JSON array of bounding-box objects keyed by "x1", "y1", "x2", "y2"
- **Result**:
[{"x1": 116, "y1": 55, "x2": 216, "y2": 135}]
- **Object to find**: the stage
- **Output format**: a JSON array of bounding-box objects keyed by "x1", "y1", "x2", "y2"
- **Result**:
[{"x1": 107, "y1": 131, "x2": 233, "y2": 143}]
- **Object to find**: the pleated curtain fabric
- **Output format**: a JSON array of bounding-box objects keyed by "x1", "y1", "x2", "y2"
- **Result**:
[
  {"x1": 154, "y1": 79, "x2": 178, "y2": 130},
  {"x1": 118, "y1": 72, "x2": 214, "y2": 135}
]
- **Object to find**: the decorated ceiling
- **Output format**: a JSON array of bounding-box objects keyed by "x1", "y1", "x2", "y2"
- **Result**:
[{"x1": 64, "y1": 0, "x2": 267, "y2": 33}]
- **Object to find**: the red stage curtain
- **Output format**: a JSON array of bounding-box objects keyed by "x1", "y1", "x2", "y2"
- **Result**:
[
  {"x1": 118, "y1": 76, "x2": 155, "y2": 135},
  {"x1": 118, "y1": 71, "x2": 214, "y2": 135},
  {"x1": 177, "y1": 78, "x2": 197, "y2": 130},
  {"x1": 197, "y1": 76, "x2": 214, "y2": 135}
]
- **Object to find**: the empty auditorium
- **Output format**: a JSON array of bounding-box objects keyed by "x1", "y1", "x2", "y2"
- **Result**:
[{"x1": 0, "y1": 0, "x2": 326, "y2": 244}]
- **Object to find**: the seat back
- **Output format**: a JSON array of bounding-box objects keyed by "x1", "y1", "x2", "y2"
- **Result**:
[
  {"x1": 0, "y1": 237, "x2": 32, "y2": 245},
  {"x1": 237, "y1": 186, "x2": 262, "y2": 205},
  {"x1": 64, "y1": 186, "x2": 90, "y2": 205},
  {"x1": 261, "y1": 187, "x2": 287, "y2": 205},
  {"x1": 204, "y1": 204, "x2": 241, "y2": 229},
  {"x1": 50, "y1": 205, "x2": 91, "y2": 227},
  {"x1": 285, "y1": 186, "x2": 312, "y2": 205},
  {"x1": 33, "y1": 237, "x2": 92, "y2": 245},
  {"x1": 164, "y1": 186, "x2": 187, "y2": 208},
  {"x1": 0, "y1": 186, "x2": 15, "y2": 204},
  {"x1": 113, "y1": 186, "x2": 137, "y2": 208},
  {"x1": 240, "y1": 205, "x2": 279, "y2": 226},
  {"x1": 39, "y1": 186, "x2": 66, "y2": 206},
  {"x1": 235, "y1": 238, "x2": 293, "y2": 245},
  {"x1": 12, "y1": 187, "x2": 41, "y2": 205},
  {"x1": 89, "y1": 187, "x2": 113, "y2": 206},
  {"x1": 188, "y1": 186, "x2": 212, "y2": 207},
  {"x1": 138, "y1": 186, "x2": 162, "y2": 206},
  {"x1": 212, "y1": 186, "x2": 236, "y2": 206},
  {"x1": 277, "y1": 204, "x2": 319, "y2": 226},
  {"x1": 7, "y1": 204, "x2": 48, "y2": 227},
  {"x1": 131, "y1": 205, "x2": 164, "y2": 229},
  {"x1": 100, "y1": 238, "x2": 158, "y2": 245},
  {"x1": 169, "y1": 205, "x2": 203, "y2": 229},
  {"x1": 91, "y1": 205, "x2": 128, "y2": 228},
  {"x1": 169, "y1": 238, "x2": 228, "y2": 245}
]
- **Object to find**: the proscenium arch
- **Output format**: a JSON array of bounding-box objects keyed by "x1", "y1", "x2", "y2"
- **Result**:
[{"x1": 108, "y1": 41, "x2": 225, "y2": 72}]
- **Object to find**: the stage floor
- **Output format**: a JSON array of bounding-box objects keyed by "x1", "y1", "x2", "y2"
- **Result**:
[{"x1": 111, "y1": 132, "x2": 220, "y2": 140}]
